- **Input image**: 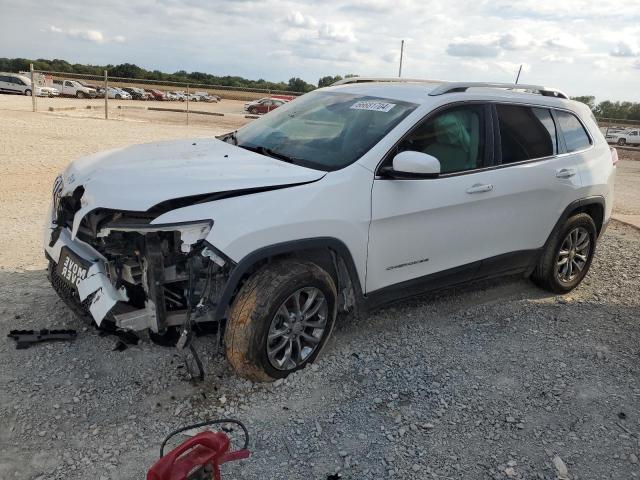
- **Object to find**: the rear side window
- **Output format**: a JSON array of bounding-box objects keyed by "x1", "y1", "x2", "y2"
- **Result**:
[
  {"x1": 497, "y1": 105, "x2": 557, "y2": 163},
  {"x1": 555, "y1": 110, "x2": 591, "y2": 152}
]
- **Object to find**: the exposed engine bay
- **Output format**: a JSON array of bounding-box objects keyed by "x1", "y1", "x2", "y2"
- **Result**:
[{"x1": 47, "y1": 187, "x2": 233, "y2": 336}]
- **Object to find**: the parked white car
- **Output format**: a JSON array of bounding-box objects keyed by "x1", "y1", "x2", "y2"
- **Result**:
[
  {"x1": 96, "y1": 87, "x2": 132, "y2": 100},
  {"x1": 0, "y1": 72, "x2": 35, "y2": 95},
  {"x1": 37, "y1": 86, "x2": 60, "y2": 97},
  {"x1": 44, "y1": 78, "x2": 616, "y2": 381},
  {"x1": 51, "y1": 79, "x2": 97, "y2": 98},
  {"x1": 605, "y1": 128, "x2": 640, "y2": 146}
]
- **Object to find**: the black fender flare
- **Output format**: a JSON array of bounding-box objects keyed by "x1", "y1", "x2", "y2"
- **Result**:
[
  {"x1": 544, "y1": 195, "x2": 606, "y2": 249},
  {"x1": 214, "y1": 237, "x2": 363, "y2": 321}
]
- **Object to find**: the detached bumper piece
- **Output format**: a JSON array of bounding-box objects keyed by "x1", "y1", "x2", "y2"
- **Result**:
[{"x1": 8, "y1": 329, "x2": 77, "y2": 349}]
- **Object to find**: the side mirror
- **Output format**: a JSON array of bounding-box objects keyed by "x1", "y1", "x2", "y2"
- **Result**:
[{"x1": 388, "y1": 151, "x2": 441, "y2": 179}]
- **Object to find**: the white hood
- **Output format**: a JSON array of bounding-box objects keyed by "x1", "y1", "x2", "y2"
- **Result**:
[{"x1": 60, "y1": 138, "x2": 326, "y2": 235}]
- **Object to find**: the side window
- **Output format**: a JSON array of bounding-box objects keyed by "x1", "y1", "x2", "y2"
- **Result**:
[
  {"x1": 496, "y1": 105, "x2": 557, "y2": 164},
  {"x1": 630, "y1": 131, "x2": 638, "y2": 136},
  {"x1": 65, "y1": 81, "x2": 73, "y2": 87},
  {"x1": 0, "y1": 75, "x2": 9, "y2": 82},
  {"x1": 555, "y1": 110, "x2": 591, "y2": 153},
  {"x1": 11, "y1": 77, "x2": 25, "y2": 85},
  {"x1": 397, "y1": 104, "x2": 485, "y2": 174}
]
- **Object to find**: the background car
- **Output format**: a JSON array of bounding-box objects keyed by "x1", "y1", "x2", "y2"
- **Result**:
[
  {"x1": 145, "y1": 89, "x2": 166, "y2": 101},
  {"x1": 51, "y1": 79, "x2": 97, "y2": 98},
  {"x1": 121, "y1": 87, "x2": 148, "y2": 100},
  {"x1": 606, "y1": 128, "x2": 640, "y2": 146},
  {"x1": 0, "y1": 72, "x2": 36, "y2": 95},
  {"x1": 96, "y1": 87, "x2": 131, "y2": 99},
  {"x1": 37, "y1": 86, "x2": 59, "y2": 97},
  {"x1": 244, "y1": 97, "x2": 285, "y2": 114},
  {"x1": 167, "y1": 91, "x2": 187, "y2": 101},
  {"x1": 193, "y1": 91, "x2": 217, "y2": 102}
]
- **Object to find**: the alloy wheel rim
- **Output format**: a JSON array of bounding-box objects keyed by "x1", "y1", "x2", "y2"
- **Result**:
[
  {"x1": 556, "y1": 227, "x2": 590, "y2": 283},
  {"x1": 266, "y1": 287, "x2": 328, "y2": 371}
]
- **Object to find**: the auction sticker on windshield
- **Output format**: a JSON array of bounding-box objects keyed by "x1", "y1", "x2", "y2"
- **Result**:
[{"x1": 350, "y1": 101, "x2": 396, "y2": 112}]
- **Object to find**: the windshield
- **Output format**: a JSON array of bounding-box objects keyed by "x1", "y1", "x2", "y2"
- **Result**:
[{"x1": 233, "y1": 91, "x2": 417, "y2": 171}]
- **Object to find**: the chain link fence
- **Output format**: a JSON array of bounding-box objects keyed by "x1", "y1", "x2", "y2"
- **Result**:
[{"x1": 17, "y1": 64, "x2": 302, "y2": 128}]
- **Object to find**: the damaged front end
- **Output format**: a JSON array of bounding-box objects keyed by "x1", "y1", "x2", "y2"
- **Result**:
[{"x1": 46, "y1": 187, "x2": 232, "y2": 335}]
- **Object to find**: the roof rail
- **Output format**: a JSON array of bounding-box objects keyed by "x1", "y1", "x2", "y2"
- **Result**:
[
  {"x1": 331, "y1": 76, "x2": 445, "y2": 86},
  {"x1": 428, "y1": 82, "x2": 568, "y2": 99}
]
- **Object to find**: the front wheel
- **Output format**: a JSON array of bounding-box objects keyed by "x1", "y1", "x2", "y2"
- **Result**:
[
  {"x1": 115, "y1": 94, "x2": 121, "y2": 99},
  {"x1": 531, "y1": 213, "x2": 597, "y2": 293},
  {"x1": 225, "y1": 259, "x2": 337, "y2": 382},
  {"x1": 24, "y1": 89, "x2": 32, "y2": 96},
  {"x1": 76, "y1": 91, "x2": 85, "y2": 99}
]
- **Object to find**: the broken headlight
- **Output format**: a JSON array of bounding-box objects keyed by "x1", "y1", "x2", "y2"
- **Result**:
[{"x1": 98, "y1": 219, "x2": 213, "y2": 253}]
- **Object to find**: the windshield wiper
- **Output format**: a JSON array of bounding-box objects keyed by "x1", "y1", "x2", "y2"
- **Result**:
[
  {"x1": 238, "y1": 144, "x2": 301, "y2": 165},
  {"x1": 216, "y1": 130, "x2": 238, "y2": 145}
]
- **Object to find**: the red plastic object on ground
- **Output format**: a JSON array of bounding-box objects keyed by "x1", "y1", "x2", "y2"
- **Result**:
[{"x1": 147, "y1": 430, "x2": 250, "y2": 480}]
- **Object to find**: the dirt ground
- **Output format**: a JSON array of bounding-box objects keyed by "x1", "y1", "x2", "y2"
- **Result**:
[{"x1": 1, "y1": 100, "x2": 640, "y2": 480}]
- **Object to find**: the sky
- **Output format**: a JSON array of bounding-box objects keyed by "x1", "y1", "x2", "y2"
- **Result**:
[{"x1": 1, "y1": 0, "x2": 639, "y2": 102}]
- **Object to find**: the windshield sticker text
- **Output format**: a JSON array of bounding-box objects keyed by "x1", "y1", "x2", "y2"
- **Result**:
[{"x1": 350, "y1": 101, "x2": 396, "y2": 113}]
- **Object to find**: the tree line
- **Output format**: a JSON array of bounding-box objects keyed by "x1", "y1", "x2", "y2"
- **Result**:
[
  {"x1": 571, "y1": 96, "x2": 640, "y2": 121},
  {"x1": 0, "y1": 57, "x2": 323, "y2": 93}
]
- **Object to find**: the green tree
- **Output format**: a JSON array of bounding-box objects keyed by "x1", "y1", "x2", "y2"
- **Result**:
[
  {"x1": 571, "y1": 96, "x2": 596, "y2": 111},
  {"x1": 318, "y1": 75, "x2": 343, "y2": 88},
  {"x1": 288, "y1": 77, "x2": 315, "y2": 92}
]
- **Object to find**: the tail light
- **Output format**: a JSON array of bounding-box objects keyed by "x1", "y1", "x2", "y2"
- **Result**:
[{"x1": 610, "y1": 147, "x2": 619, "y2": 166}]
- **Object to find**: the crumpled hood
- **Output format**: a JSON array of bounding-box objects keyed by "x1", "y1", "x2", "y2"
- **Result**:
[{"x1": 60, "y1": 137, "x2": 325, "y2": 220}]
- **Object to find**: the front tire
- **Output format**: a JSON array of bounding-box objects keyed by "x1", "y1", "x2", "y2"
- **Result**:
[
  {"x1": 531, "y1": 213, "x2": 597, "y2": 293},
  {"x1": 24, "y1": 89, "x2": 32, "y2": 96},
  {"x1": 225, "y1": 259, "x2": 337, "y2": 382},
  {"x1": 76, "y1": 91, "x2": 85, "y2": 99}
]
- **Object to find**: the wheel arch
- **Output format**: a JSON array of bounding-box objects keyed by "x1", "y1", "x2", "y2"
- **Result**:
[
  {"x1": 214, "y1": 237, "x2": 364, "y2": 322},
  {"x1": 546, "y1": 196, "x2": 606, "y2": 248}
]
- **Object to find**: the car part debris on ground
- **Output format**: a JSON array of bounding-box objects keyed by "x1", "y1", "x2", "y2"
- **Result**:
[
  {"x1": 7, "y1": 329, "x2": 77, "y2": 349},
  {"x1": 148, "y1": 419, "x2": 250, "y2": 480}
]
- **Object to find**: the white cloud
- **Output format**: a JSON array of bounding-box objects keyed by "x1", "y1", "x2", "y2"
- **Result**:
[
  {"x1": 447, "y1": 35, "x2": 502, "y2": 58},
  {"x1": 499, "y1": 31, "x2": 534, "y2": 50},
  {"x1": 542, "y1": 54, "x2": 575, "y2": 64},
  {"x1": 544, "y1": 33, "x2": 586, "y2": 51},
  {"x1": 317, "y1": 22, "x2": 357, "y2": 43},
  {"x1": 286, "y1": 11, "x2": 317, "y2": 29},
  {"x1": 610, "y1": 41, "x2": 639, "y2": 57},
  {"x1": 46, "y1": 25, "x2": 125, "y2": 44}
]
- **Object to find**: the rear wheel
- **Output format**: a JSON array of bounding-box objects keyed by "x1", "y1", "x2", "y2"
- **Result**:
[
  {"x1": 617, "y1": 138, "x2": 627, "y2": 146},
  {"x1": 531, "y1": 213, "x2": 597, "y2": 293},
  {"x1": 249, "y1": 107, "x2": 258, "y2": 114},
  {"x1": 225, "y1": 259, "x2": 337, "y2": 382}
]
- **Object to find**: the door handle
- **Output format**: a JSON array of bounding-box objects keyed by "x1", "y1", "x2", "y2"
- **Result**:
[
  {"x1": 556, "y1": 168, "x2": 576, "y2": 179},
  {"x1": 466, "y1": 183, "x2": 493, "y2": 194}
]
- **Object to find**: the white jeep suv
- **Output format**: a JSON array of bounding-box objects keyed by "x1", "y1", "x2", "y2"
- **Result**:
[{"x1": 44, "y1": 78, "x2": 616, "y2": 381}]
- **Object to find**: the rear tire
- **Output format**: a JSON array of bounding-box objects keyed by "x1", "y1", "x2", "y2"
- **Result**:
[
  {"x1": 617, "y1": 138, "x2": 626, "y2": 146},
  {"x1": 225, "y1": 259, "x2": 337, "y2": 382},
  {"x1": 531, "y1": 213, "x2": 597, "y2": 293}
]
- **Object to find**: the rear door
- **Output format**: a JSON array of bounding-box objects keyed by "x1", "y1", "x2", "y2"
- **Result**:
[
  {"x1": 473, "y1": 103, "x2": 583, "y2": 277},
  {"x1": 0, "y1": 75, "x2": 10, "y2": 93}
]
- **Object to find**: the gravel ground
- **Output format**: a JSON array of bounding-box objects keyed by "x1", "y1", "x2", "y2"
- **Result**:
[
  {"x1": 1, "y1": 107, "x2": 639, "y2": 479},
  {"x1": 1, "y1": 221, "x2": 639, "y2": 480}
]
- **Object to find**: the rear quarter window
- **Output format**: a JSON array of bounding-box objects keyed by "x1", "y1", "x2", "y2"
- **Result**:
[{"x1": 555, "y1": 110, "x2": 592, "y2": 153}]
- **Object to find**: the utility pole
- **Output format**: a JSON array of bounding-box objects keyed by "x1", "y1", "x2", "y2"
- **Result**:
[
  {"x1": 30, "y1": 63, "x2": 36, "y2": 112},
  {"x1": 398, "y1": 40, "x2": 404, "y2": 78}
]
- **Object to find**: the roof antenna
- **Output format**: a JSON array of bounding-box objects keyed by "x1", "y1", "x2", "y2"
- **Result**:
[{"x1": 514, "y1": 64, "x2": 523, "y2": 84}]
